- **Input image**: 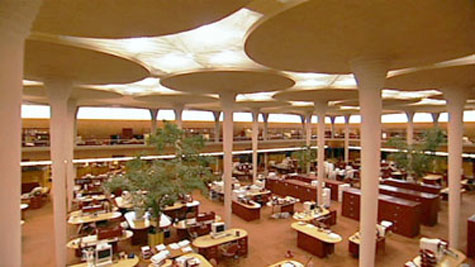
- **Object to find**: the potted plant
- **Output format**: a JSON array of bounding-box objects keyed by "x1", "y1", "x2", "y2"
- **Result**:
[
  {"x1": 112, "y1": 122, "x2": 216, "y2": 246},
  {"x1": 387, "y1": 127, "x2": 446, "y2": 181},
  {"x1": 292, "y1": 145, "x2": 316, "y2": 174}
]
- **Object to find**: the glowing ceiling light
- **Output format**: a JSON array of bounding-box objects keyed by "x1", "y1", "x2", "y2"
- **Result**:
[
  {"x1": 332, "y1": 75, "x2": 357, "y2": 87},
  {"x1": 121, "y1": 38, "x2": 157, "y2": 54},
  {"x1": 23, "y1": 80, "x2": 43, "y2": 86},
  {"x1": 290, "y1": 101, "x2": 314, "y2": 107},
  {"x1": 149, "y1": 52, "x2": 200, "y2": 72},
  {"x1": 207, "y1": 50, "x2": 245, "y2": 65}
]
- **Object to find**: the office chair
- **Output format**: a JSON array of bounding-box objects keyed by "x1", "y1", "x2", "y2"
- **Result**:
[{"x1": 219, "y1": 242, "x2": 241, "y2": 260}]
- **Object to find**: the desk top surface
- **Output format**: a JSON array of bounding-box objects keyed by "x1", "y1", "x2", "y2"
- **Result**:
[
  {"x1": 21, "y1": 204, "x2": 29, "y2": 210},
  {"x1": 379, "y1": 184, "x2": 439, "y2": 199},
  {"x1": 66, "y1": 230, "x2": 133, "y2": 249},
  {"x1": 68, "y1": 256, "x2": 139, "y2": 267},
  {"x1": 115, "y1": 196, "x2": 134, "y2": 209},
  {"x1": 124, "y1": 211, "x2": 171, "y2": 230},
  {"x1": 383, "y1": 178, "x2": 442, "y2": 190},
  {"x1": 292, "y1": 208, "x2": 329, "y2": 221},
  {"x1": 164, "y1": 200, "x2": 200, "y2": 211},
  {"x1": 68, "y1": 211, "x2": 122, "y2": 225},
  {"x1": 173, "y1": 215, "x2": 221, "y2": 230},
  {"x1": 348, "y1": 232, "x2": 384, "y2": 245},
  {"x1": 233, "y1": 200, "x2": 261, "y2": 209},
  {"x1": 192, "y1": 228, "x2": 248, "y2": 248},
  {"x1": 412, "y1": 249, "x2": 466, "y2": 267},
  {"x1": 344, "y1": 187, "x2": 421, "y2": 207},
  {"x1": 291, "y1": 222, "x2": 342, "y2": 244},
  {"x1": 423, "y1": 174, "x2": 443, "y2": 180},
  {"x1": 149, "y1": 253, "x2": 212, "y2": 267},
  {"x1": 268, "y1": 260, "x2": 304, "y2": 267}
]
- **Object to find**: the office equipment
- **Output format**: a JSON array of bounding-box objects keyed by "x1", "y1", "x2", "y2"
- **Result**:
[
  {"x1": 210, "y1": 222, "x2": 226, "y2": 238},
  {"x1": 303, "y1": 201, "x2": 314, "y2": 212},
  {"x1": 95, "y1": 243, "x2": 113, "y2": 266},
  {"x1": 150, "y1": 250, "x2": 169, "y2": 266}
]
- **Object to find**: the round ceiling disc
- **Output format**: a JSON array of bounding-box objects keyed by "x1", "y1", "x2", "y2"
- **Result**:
[
  {"x1": 236, "y1": 100, "x2": 290, "y2": 110},
  {"x1": 336, "y1": 98, "x2": 421, "y2": 108},
  {"x1": 23, "y1": 85, "x2": 122, "y2": 106},
  {"x1": 245, "y1": 0, "x2": 475, "y2": 73},
  {"x1": 160, "y1": 69, "x2": 295, "y2": 94},
  {"x1": 273, "y1": 88, "x2": 358, "y2": 103},
  {"x1": 135, "y1": 93, "x2": 218, "y2": 106},
  {"x1": 386, "y1": 64, "x2": 475, "y2": 92},
  {"x1": 24, "y1": 37, "x2": 149, "y2": 85},
  {"x1": 33, "y1": 0, "x2": 251, "y2": 38}
]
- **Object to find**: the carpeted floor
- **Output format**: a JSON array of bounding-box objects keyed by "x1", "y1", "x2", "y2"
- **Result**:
[{"x1": 22, "y1": 190, "x2": 475, "y2": 267}]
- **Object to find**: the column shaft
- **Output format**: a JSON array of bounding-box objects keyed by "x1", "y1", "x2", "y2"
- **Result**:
[
  {"x1": 213, "y1": 111, "x2": 220, "y2": 143},
  {"x1": 251, "y1": 111, "x2": 259, "y2": 183},
  {"x1": 149, "y1": 108, "x2": 159, "y2": 135},
  {"x1": 315, "y1": 104, "x2": 326, "y2": 205},
  {"x1": 221, "y1": 94, "x2": 235, "y2": 227},
  {"x1": 406, "y1": 111, "x2": 415, "y2": 145},
  {"x1": 351, "y1": 59, "x2": 387, "y2": 267},
  {"x1": 344, "y1": 115, "x2": 351, "y2": 163},
  {"x1": 66, "y1": 99, "x2": 77, "y2": 211}
]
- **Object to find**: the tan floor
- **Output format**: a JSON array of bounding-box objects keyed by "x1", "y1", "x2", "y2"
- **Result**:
[{"x1": 22, "y1": 191, "x2": 475, "y2": 267}]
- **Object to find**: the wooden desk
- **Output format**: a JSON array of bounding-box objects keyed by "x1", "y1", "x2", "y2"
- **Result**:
[
  {"x1": 124, "y1": 211, "x2": 171, "y2": 245},
  {"x1": 68, "y1": 256, "x2": 139, "y2": 267},
  {"x1": 348, "y1": 232, "x2": 385, "y2": 258},
  {"x1": 411, "y1": 249, "x2": 466, "y2": 266},
  {"x1": 342, "y1": 188, "x2": 421, "y2": 237},
  {"x1": 232, "y1": 200, "x2": 261, "y2": 221},
  {"x1": 163, "y1": 200, "x2": 200, "y2": 220},
  {"x1": 381, "y1": 178, "x2": 441, "y2": 194},
  {"x1": 292, "y1": 208, "x2": 330, "y2": 222},
  {"x1": 173, "y1": 215, "x2": 221, "y2": 239},
  {"x1": 68, "y1": 211, "x2": 122, "y2": 225},
  {"x1": 267, "y1": 197, "x2": 298, "y2": 215},
  {"x1": 114, "y1": 197, "x2": 134, "y2": 209},
  {"x1": 423, "y1": 174, "x2": 443, "y2": 185},
  {"x1": 266, "y1": 178, "x2": 317, "y2": 202},
  {"x1": 289, "y1": 174, "x2": 346, "y2": 201},
  {"x1": 192, "y1": 228, "x2": 248, "y2": 261},
  {"x1": 291, "y1": 222, "x2": 342, "y2": 258},
  {"x1": 468, "y1": 214, "x2": 475, "y2": 258},
  {"x1": 379, "y1": 184, "x2": 440, "y2": 226},
  {"x1": 268, "y1": 260, "x2": 304, "y2": 267},
  {"x1": 150, "y1": 253, "x2": 213, "y2": 267},
  {"x1": 67, "y1": 230, "x2": 133, "y2": 249}
]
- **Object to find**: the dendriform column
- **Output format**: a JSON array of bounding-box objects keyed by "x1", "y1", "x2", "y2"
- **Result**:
[
  {"x1": 174, "y1": 105, "x2": 184, "y2": 129},
  {"x1": 431, "y1": 112, "x2": 440, "y2": 127},
  {"x1": 344, "y1": 115, "x2": 351, "y2": 163},
  {"x1": 305, "y1": 112, "x2": 312, "y2": 147},
  {"x1": 149, "y1": 108, "x2": 159, "y2": 135},
  {"x1": 329, "y1": 116, "x2": 336, "y2": 139},
  {"x1": 443, "y1": 88, "x2": 468, "y2": 249},
  {"x1": 0, "y1": 1, "x2": 42, "y2": 265},
  {"x1": 221, "y1": 92, "x2": 236, "y2": 227},
  {"x1": 45, "y1": 79, "x2": 74, "y2": 267},
  {"x1": 351, "y1": 59, "x2": 387, "y2": 267},
  {"x1": 251, "y1": 109, "x2": 259, "y2": 183},
  {"x1": 314, "y1": 102, "x2": 327, "y2": 205},
  {"x1": 66, "y1": 99, "x2": 78, "y2": 211},
  {"x1": 212, "y1": 111, "x2": 221, "y2": 143},
  {"x1": 406, "y1": 111, "x2": 415, "y2": 145},
  {"x1": 262, "y1": 113, "x2": 269, "y2": 173}
]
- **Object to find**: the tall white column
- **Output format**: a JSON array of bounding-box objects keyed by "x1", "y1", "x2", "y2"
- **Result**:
[
  {"x1": 330, "y1": 116, "x2": 336, "y2": 139},
  {"x1": 174, "y1": 105, "x2": 184, "y2": 129},
  {"x1": 251, "y1": 110, "x2": 259, "y2": 183},
  {"x1": 45, "y1": 80, "x2": 74, "y2": 267},
  {"x1": 305, "y1": 112, "x2": 312, "y2": 147},
  {"x1": 344, "y1": 115, "x2": 351, "y2": 163},
  {"x1": 444, "y1": 88, "x2": 467, "y2": 249},
  {"x1": 149, "y1": 108, "x2": 159, "y2": 135},
  {"x1": 66, "y1": 99, "x2": 78, "y2": 211},
  {"x1": 406, "y1": 111, "x2": 415, "y2": 145},
  {"x1": 0, "y1": 2, "x2": 41, "y2": 265},
  {"x1": 213, "y1": 111, "x2": 221, "y2": 143},
  {"x1": 431, "y1": 112, "x2": 440, "y2": 127},
  {"x1": 351, "y1": 59, "x2": 387, "y2": 267},
  {"x1": 262, "y1": 113, "x2": 269, "y2": 173},
  {"x1": 315, "y1": 102, "x2": 327, "y2": 205},
  {"x1": 221, "y1": 93, "x2": 235, "y2": 227}
]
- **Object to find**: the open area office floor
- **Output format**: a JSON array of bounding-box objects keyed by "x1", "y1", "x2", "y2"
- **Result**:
[{"x1": 22, "y1": 190, "x2": 475, "y2": 266}]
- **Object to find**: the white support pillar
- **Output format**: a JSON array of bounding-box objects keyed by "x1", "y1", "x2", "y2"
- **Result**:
[
  {"x1": 344, "y1": 115, "x2": 351, "y2": 163},
  {"x1": 251, "y1": 109, "x2": 259, "y2": 183},
  {"x1": 351, "y1": 59, "x2": 387, "y2": 267},
  {"x1": 330, "y1": 116, "x2": 336, "y2": 139},
  {"x1": 66, "y1": 99, "x2": 78, "y2": 211},
  {"x1": 221, "y1": 93, "x2": 235, "y2": 227},
  {"x1": 0, "y1": 2, "x2": 41, "y2": 265},
  {"x1": 443, "y1": 88, "x2": 467, "y2": 249},
  {"x1": 174, "y1": 105, "x2": 184, "y2": 129},
  {"x1": 262, "y1": 113, "x2": 269, "y2": 173},
  {"x1": 149, "y1": 108, "x2": 159, "y2": 135},
  {"x1": 305, "y1": 112, "x2": 312, "y2": 147},
  {"x1": 213, "y1": 111, "x2": 221, "y2": 143},
  {"x1": 315, "y1": 102, "x2": 327, "y2": 205},
  {"x1": 406, "y1": 111, "x2": 415, "y2": 145},
  {"x1": 431, "y1": 112, "x2": 440, "y2": 127},
  {"x1": 45, "y1": 80, "x2": 74, "y2": 267}
]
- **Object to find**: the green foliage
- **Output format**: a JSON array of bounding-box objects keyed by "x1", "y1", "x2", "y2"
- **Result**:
[
  {"x1": 387, "y1": 127, "x2": 446, "y2": 179},
  {"x1": 110, "y1": 122, "x2": 216, "y2": 228},
  {"x1": 292, "y1": 145, "x2": 316, "y2": 174},
  {"x1": 102, "y1": 174, "x2": 130, "y2": 195}
]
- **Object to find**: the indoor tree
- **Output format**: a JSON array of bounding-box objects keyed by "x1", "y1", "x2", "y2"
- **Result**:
[{"x1": 387, "y1": 127, "x2": 446, "y2": 180}]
